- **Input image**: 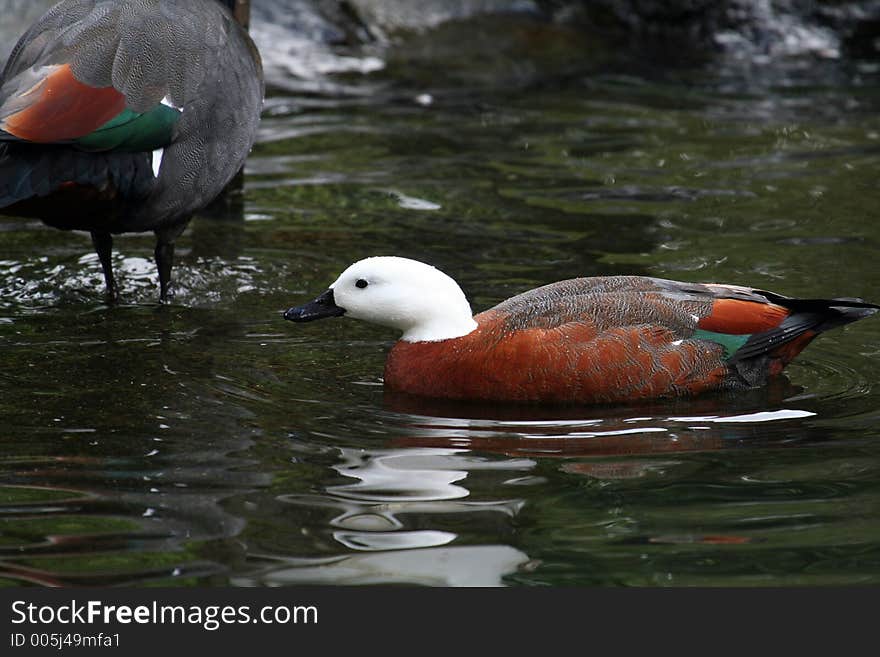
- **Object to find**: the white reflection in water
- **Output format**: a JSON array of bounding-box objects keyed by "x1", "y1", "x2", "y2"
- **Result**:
[
  {"x1": 668, "y1": 409, "x2": 816, "y2": 423},
  {"x1": 236, "y1": 545, "x2": 531, "y2": 587},
  {"x1": 389, "y1": 190, "x2": 442, "y2": 211},
  {"x1": 327, "y1": 447, "x2": 535, "y2": 503},
  {"x1": 278, "y1": 447, "x2": 532, "y2": 557},
  {"x1": 277, "y1": 493, "x2": 525, "y2": 533},
  {"x1": 332, "y1": 529, "x2": 456, "y2": 551},
  {"x1": 398, "y1": 407, "x2": 817, "y2": 440}
]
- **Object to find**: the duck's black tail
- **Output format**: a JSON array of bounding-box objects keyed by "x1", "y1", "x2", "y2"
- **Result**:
[
  {"x1": 724, "y1": 294, "x2": 878, "y2": 388},
  {"x1": 730, "y1": 295, "x2": 879, "y2": 364}
]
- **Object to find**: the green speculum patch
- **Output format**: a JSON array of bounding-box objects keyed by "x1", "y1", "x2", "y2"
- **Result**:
[
  {"x1": 692, "y1": 328, "x2": 751, "y2": 359},
  {"x1": 74, "y1": 104, "x2": 180, "y2": 152}
]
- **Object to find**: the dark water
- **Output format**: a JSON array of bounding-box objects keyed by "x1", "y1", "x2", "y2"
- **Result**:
[{"x1": 2, "y1": 13, "x2": 880, "y2": 587}]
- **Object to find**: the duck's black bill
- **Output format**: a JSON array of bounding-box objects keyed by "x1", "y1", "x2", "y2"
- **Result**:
[{"x1": 284, "y1": 289, "x2": 345, "y2": 322}]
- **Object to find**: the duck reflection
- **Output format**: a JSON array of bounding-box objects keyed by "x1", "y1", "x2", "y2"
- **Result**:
[
  {"x1": 325, "y1": 447, "x2": 530, "y2": 552},
  {"x1": 242, "y1": 446, "x2": 533, "y2": 586},
  {"x1": 382, "y1": 377, "x2": 818, "y2": 467},
  {"x1": 243, "y1": 378, "x2": 829, "y2": 586},
  {"x1": 235, "y1": 545, "x2": 532, "y2": 587}
]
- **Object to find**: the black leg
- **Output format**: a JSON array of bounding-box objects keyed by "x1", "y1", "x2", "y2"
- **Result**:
[
  {"x1": 90, "y1": 231, "x2": 118, "y2": 302},
  {"x1": 154, "y1": 222, "x2": 190, "y2": 303},
  {"x1": 154, "y1": 239, "x2": 175, "y2": 303}
]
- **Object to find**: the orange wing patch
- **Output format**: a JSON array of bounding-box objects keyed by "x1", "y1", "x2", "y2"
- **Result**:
[
  {"x1": 698, "y1": 298, "x2": 789, "y2": 335},
  {"x1": 1, "y1": 64, "x2": 126, "y2": 143}
]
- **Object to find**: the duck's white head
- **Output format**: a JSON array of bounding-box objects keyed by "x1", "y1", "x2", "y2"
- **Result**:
[{"x1": 284, "y1": 256, "x2": 478, "y2": 342}]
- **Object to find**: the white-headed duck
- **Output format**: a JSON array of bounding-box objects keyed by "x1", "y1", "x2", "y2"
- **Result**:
[{"x1": 284, "y1": 256, "x2": 878, "y2": 404}]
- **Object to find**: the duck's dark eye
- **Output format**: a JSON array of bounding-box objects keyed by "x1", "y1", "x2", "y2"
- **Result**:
[{"x1": 355, "y1": 279, "x2": 369, "y2": 289}]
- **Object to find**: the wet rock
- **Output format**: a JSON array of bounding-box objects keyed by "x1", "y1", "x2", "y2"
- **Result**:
[
  {"x1": 3, "y1": 0, "x2": 878, "y2": 90},
  {"x1": 814, "y1": 1, "x2": 880, "y2": 57},
  {"x1": 341, "y1": 0, "x2": 540, "y2": 36}
]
